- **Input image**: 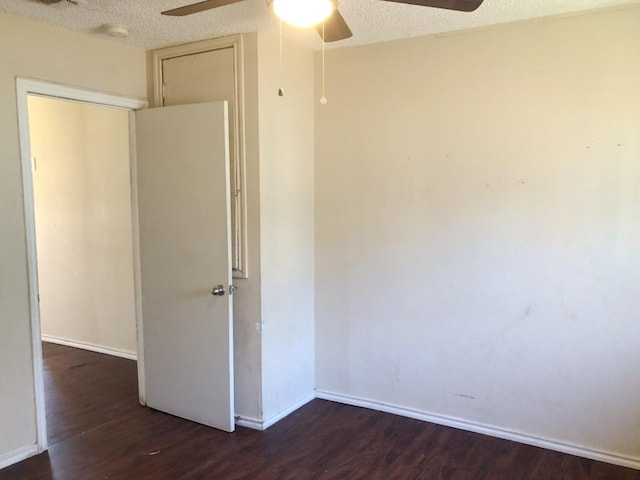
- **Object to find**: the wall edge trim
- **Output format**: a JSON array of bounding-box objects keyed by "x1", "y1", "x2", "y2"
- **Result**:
[
  {"x1": 0, "y1": 444, "x2": 39, "y2": 470},
  {"x1": 42, "y1": 335, "x2": 137, "y2": 361},
  {"x1": 315, "y1": 390, "x2": 640, "y2": 471}
]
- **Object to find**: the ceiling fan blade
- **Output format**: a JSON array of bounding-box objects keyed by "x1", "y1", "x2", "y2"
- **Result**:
[
  {"x1": 383, "y1": 0, "x2": 484, "y2": 12},
  {"x1": 162, "y1": 0, "x2": 244, "y2": 16},
  {"x1": 316, "y1": 8, "x2": 353, "y2": 43}
]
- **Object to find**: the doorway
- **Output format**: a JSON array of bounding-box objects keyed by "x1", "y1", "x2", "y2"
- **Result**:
[
  {"x1": 29, "y1": 96, "x2": 137, "y2": 360},
  {"x1": 17, "y1": 79, "x2": 147, "y2": 452},
  {"x1": 28, "y1": 95, "x2": 137, "y2": 447}
]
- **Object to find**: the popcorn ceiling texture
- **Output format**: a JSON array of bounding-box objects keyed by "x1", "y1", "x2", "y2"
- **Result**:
[{"x1": 1, "y1": 0, "x2": 638, "y2": 50}]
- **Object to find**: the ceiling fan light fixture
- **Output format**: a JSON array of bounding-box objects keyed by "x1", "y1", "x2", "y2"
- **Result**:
[{"x1": 270, "y1": 0, "x2": 335, "y2": 29}]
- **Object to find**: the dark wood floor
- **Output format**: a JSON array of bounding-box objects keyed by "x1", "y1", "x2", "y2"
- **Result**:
[
  {"x1": 42, "y1": 342, "x2": 140, "y2": 447},
  {"x1": 2, "y1": 343, "x2": 638, "y2": 480}
]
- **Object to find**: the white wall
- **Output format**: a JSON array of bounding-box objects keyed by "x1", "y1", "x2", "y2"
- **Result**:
[
  {"x1": 314, "y1": 7, "x2": 640, "y2": 464},
  {"x1": 257, "y1": 33, "x2": 316, "y2": 423},
  {"x1": 0, "y1": 11, "x2": 146, "y2": 465},
  {"x1": 30, "y1": 96, "x2": 137, "y2": 355}
]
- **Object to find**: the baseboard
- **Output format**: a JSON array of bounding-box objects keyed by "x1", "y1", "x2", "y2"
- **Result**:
[
  {"x1": 316, "y1": 390, "x2": 640, "y2": 471},
  {"x1": 0, "y1": 444, "x2": 39, "y2": 470},
  {"x1": 262, "y1": 392, "x2": 316, "y2": 430},
  {"x1": 235, "y1": 415, "x2": 263, "y2": 430},
  {"x1": 42, "y1": 335, "x2": 137, "y2": 361},
  {"x1": 235, "y1": 392, "x2": 316, "y2": 431}
]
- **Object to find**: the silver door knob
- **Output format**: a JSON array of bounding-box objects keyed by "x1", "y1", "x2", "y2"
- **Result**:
[{"x1": 211, "y1": 285, "x2": 226, "y2": 296}]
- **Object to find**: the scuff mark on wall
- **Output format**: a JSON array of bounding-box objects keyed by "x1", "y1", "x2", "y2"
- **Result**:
[
  {"x1": 454, "y1": 393, "x2": 476, "y2": 400},
  {"x1": 523, "y1": 304, "x2": 536, "y2": 318}
]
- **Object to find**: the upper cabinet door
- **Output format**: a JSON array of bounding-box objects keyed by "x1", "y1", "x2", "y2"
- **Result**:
[{"x1": 156, "y1": 37, "x2": 248, "y2": 278}]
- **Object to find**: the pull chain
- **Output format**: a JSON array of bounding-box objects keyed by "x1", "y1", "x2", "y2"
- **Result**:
[
  {"x1": 320, "y1": 22, "x2": 327, "y2": 105},
  {"x1": 278, "y1": 18, "x2": 284, "y2": 97}
]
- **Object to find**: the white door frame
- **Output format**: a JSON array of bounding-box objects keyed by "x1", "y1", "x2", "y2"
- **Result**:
[{"x1": 16, "y1": 78, "x2": 148, "y2": 453}]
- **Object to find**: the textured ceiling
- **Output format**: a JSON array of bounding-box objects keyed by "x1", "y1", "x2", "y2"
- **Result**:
[{"x1": 1, "y1": 0, "x2": 639, "y2": 50}]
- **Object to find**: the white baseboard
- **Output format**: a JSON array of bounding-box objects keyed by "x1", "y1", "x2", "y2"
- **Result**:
[
  {"x1": 42, "y1": 335, "x2": 137, "y2": 361},
  {"x1": 235, "y1": 415, "x2": 263, "y2": 430},
  {"x1": 0, "y1": 444, "x2": 39, "y2": 470},
  {"x1": 236, "y1": 392, "x2": 316, "y2": 431},
  {"x1": 262, "y1": 392, "x2": 316, "y2": 430},
  {"x1": 316, "y1": 390, "x2": 640, "y2": 471}
]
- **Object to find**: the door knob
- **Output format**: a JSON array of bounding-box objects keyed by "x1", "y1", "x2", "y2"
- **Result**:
[{"x1": 211, "y1": 285, "x2": 226, "y2": 296}]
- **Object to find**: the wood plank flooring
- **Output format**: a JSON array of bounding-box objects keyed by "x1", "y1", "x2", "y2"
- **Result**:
[
  {"x1": 42, "y1": 342, "x2": 139, "y2": 447},
  {"x1": 2, "y1": 343, "x2": 638, "y2": 479}
]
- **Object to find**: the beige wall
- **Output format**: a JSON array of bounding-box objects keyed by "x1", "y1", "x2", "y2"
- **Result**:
[
  {"x1": 0, "y1": 11, "x2": 146, "y2": 462},
  {"x1": 29, "y1": 96, "x2": 137, "y2": 355},
  {"x1": 257, "y1": 33, "x2": 315, "y2": 422},
  {"x1": 314, "y1": 7, "x2": 640, "y2": 462}
]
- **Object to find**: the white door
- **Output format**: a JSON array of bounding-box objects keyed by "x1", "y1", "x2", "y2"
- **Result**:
[{"x1": 135, "y1": 101, "x2": 234, "y2": 432}]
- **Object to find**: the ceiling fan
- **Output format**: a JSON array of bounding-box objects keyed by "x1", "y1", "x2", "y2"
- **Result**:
[{"x1": 161, "y1": 0, "x2": 485, "y2": 43}]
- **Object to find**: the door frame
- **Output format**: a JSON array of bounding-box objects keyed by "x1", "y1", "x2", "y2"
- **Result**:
[{"x1": 16, "y1": 77, "x2": 148, "y2": 453}]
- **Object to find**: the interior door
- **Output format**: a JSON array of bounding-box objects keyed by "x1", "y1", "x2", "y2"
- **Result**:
[{"x1": 135, "y1": 101, "x2": 234, "y2": 432}]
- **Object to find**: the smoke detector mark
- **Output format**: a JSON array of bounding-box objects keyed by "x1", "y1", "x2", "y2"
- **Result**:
[{"x1": 101, "y1": 23, "x2": 129, "y2": 38}]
